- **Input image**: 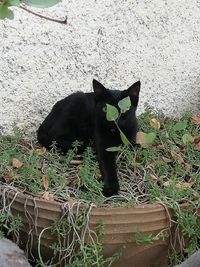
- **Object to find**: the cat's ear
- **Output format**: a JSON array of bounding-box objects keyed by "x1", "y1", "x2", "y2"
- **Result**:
[
  {"x1": 93, "y1": 79, "x2": 107, "y2": 101},
  {"x1": 124, "y1": 81, "x2": 141, "y2": 106},
  {"x1": 127, "y1": 81, "x2": 140, "y2": 98}
]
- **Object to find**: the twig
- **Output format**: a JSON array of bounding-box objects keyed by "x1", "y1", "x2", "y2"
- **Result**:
[{"x1": 19, "y1": 5, "x2": 67, "y2": 25}]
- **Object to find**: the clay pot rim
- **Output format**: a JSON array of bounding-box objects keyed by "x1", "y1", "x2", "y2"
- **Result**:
[{"x1": 4, "y1": 187, "x2": 188, "y2": 213}]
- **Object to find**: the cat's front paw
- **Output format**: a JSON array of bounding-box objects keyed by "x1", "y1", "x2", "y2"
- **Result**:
[{"x1": 103, "y1": 183, "x2": 119, "y2": 197}]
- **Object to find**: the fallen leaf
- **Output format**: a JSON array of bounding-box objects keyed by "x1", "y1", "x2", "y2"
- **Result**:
[
  {"x1": 42, "y1": 191, "x2": 54, "y2": 201},
  {"x1": 136, "y1": 131, "x2": 156, "y2": 147},
  {"x1": 161, "y1": 156, "x2": 173, "y2": 163},
  {"x1": 156, "y1": 144, "x2": 165, "y2": 150},
  {"x1": 4, "y1": 171, "x2": 14, "y2": 183},
  {"x1": 193, "y1": 136, "x2": 200, "y2": 144},
  {"x1": 195, "y1": 141, "x2": 200, "y2": 151},
  {"x1": 192, "y1": 115, "x2": 200, "y2": 125},
  {"x1": 136, "y1": 131, "x2": 146, "y2": 145},
  {"x1": 36, "y1": 147, "x2": 47, "y2": 155},
  {"x1": 149, "y1": 118, "x2": 160, "y2": 129},
  {"x1": 41, "y1": 175, "x2": 49, "y2": 190},
  {"x1": 150, "y1": 174, "x2": 159, "y2": 183},
  {"x1": 12, "y1": 158, "x2": 23, "y2": 168}
]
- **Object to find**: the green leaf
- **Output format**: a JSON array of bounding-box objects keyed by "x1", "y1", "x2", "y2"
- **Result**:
[
  {"x1": 22, "y1": 0, "x2": 60, "y2": 8},
  {"x1": 106, "y1": 104, "x2": 119, "y2": 121},
  {"x1": 6, "y1": 0, "x2": 20, "y2": 6},
  {"x1": 144, "y1": 132, "x2": 156, "y2": 145},
  {"x1": 120, "y1": 130, "x2": 130, "y2": 146},
  {"x1": 173, "y1": 120, "x2": 187, "y2": 131},
  {"x1": 182, "y1": 133, "x2": 193, "y2": 145},
  {"x1": 118, "y1": 96, "x2": 131, "y2": 113},
  {"x1": 0, "y1": 5, "x2": 14, "y2": 19},
  {"x1": 106, "y1": 146, "x2": 121, "y2": 152},
  {"x1": 0, "y1": 6, "x2": 7, "y2": 19}
]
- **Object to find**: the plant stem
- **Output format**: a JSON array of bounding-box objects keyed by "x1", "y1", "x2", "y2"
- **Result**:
[{"x1": 19, "y1": 5, "x2": 67, "y2": 24}]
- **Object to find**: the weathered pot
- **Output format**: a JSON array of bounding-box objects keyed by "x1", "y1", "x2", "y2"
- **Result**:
[{"x1": 0, "y1": 189, "x2": 175, "y2": 267}]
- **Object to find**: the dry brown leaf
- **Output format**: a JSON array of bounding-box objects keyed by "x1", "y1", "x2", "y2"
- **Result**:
[
  {"x1": 150, "y1": 174, "x2": 159, "y2": 183},
  {"x1": 136, "y1": 131, "x2": 146, "y2": 144},
  {"x1": 193, "y1": 136, "x2": 200, "y2": 144},
  {"x1": 156, "y1": 144, "x2": 165, "y2": 150},
  {"x1": 12, "y1": 158, "x2": 23, "y2": 168},
  {"x1": 41, "y1": 175, "x2": 49, "y2": 190},
  {"x1": 149, "y1": 118, "x2": 160, "y2": 129},
  {"x1": 161, "y1": 156, "x2": 173, "y2": 163},
  {"x1": 4, "y1": 171, "x2": 14, "y2": 183},
  {"x1": 195, "y1": 141, "x2": 200, "y2": 151},
  {"x1": 192, "y1": 115, "x2": 200, "y2": 125},
  {"x1": 36, "y1": 147, "x2": 47, "y2": 155},
  {"x1": 42, "y1": 191, "x2": 54, "y2": 201}
]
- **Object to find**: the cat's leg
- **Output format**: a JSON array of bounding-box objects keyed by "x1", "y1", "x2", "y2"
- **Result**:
[{"x1": 97, "y1": 149, "x2": 119, "y2": 197}]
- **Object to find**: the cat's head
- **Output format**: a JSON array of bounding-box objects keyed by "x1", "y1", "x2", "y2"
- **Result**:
[{"x1": 93, "y1": 79, "x2": 140, "y2": 129}]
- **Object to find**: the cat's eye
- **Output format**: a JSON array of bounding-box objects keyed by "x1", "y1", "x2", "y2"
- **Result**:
[{"x1": 102, "y1": 107, "x2": 107, "y2": 112}]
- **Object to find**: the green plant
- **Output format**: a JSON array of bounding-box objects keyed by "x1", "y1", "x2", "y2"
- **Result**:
[
  {"x1": 65, "y1": 219, "x2": 124, "y2": 267},
  {"x1": 50, "y1": 211, "x2": 123, "y2": 267},
  {"x1": 0, "y1": 207, "x2": 23, "y2": 242},
  {"x1": 105, "y1": 96, "x2": 132, "y2": 150},
  {"x1": 168, "y1": 203, "x2": 200, "y2": 265},
  {"x1": 0, "y1": 112, "x2": 200, "y2": 266},
  {"x1": 132, "y1": 230, "x2": 169, "y2": 245},
  {"x1": 0, "y1": 0, "x2": 67, "y2": 24}
]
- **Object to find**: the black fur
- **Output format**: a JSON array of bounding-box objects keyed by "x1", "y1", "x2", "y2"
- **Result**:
[{"x1": 37, "y1": 79, "x2": 140, "y2": 197}]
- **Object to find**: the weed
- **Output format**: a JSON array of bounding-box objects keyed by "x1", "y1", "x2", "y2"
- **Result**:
[{"x1": 132, "y1": 230, "x2": 169, "y2": 245}]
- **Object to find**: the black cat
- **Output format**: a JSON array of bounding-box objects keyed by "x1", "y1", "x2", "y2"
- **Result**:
[{"x1": 37, "y1": 79, "x2": 140, "y2": 197}]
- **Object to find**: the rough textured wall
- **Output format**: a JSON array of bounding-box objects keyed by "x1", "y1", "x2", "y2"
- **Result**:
[{"x1": 0, "y1": 0, "x2": 200, "y2": 136}]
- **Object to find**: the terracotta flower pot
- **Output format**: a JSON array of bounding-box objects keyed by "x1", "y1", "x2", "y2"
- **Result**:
[{"x1": 0, "y1": 188, "x2": 176, "y2": 267}]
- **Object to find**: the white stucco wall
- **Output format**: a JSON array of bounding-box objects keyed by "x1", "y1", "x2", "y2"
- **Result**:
[{"x1": 0, "y1": 0, "x2": 200, "y2": 136}]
